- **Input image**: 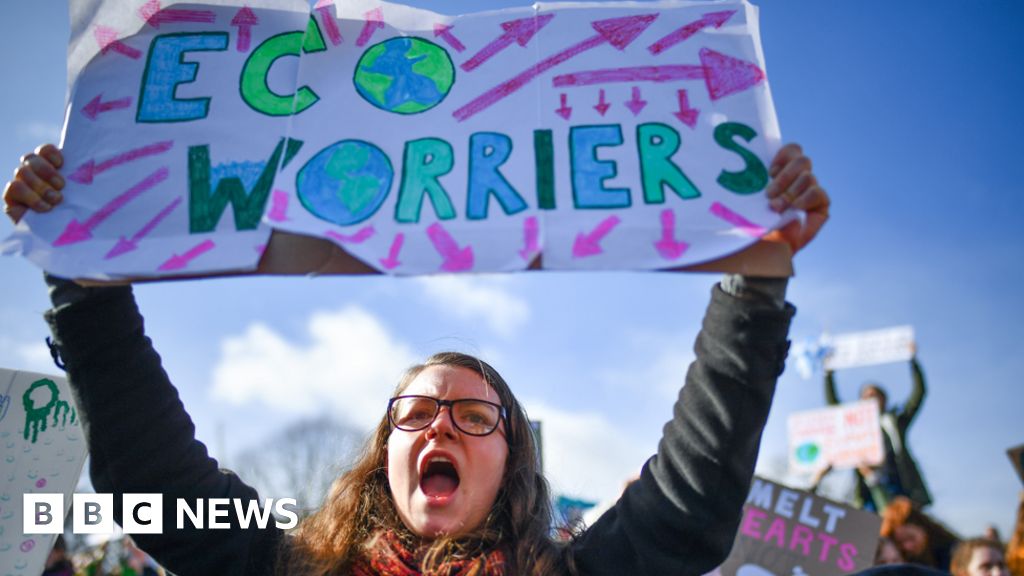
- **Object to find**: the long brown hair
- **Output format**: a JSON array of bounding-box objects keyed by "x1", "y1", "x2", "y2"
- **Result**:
[{"x1": 284, "y1": 352, "x2": 576, "y2": 575}]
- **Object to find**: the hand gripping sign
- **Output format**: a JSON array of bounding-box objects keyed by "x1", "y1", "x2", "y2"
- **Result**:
[{"x1": 2, "y1": 0, "x2": 792, "y2": 281}]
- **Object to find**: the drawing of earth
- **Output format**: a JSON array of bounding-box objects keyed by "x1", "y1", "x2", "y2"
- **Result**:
[
  {"x1": 354, "y1": 37, "x2": 455, "y2": 114},
  {"x1": 795, "y1": 442, "x2": 820, "y2": 463},
  {"x1": 296, "y1": 140, "x2": 393, "y2": 226}
]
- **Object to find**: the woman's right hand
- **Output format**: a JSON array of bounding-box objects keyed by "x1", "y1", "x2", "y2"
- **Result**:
[{"x1": 3, "y1": 144, "x2": 65, "y2": 224}]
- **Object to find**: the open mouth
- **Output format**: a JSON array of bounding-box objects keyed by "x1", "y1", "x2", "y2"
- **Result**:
[{"x1": 420, "y1": 456, "x2": 460, "y2": 499}]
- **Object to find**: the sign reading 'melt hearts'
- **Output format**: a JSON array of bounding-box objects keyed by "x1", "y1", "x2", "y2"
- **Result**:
[{"x1": 3, "y1": 0, "x2": 784, "y2": 280}]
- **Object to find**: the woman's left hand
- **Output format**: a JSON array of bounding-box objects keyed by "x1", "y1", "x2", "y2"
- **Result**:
[{"x1": 764, "y1": 143, "x2": 830, "y2": 255}]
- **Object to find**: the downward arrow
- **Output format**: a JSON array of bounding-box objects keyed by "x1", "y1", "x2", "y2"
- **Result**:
[
  {"x1": 624, "y1": 86, "x2": 647, "y2": 115},
  {"x1": 654, "y1": 209, "x2": 689, "y2": 260},
  {"x1": 105, "y1": 197, "x2": 183, "y2": 260},
  {"x1": 158, "y1": 239, "x2": 216, "y2": 271},
  {"x1": 519, "y1": 216, "x2": 540, "y2": 261},
  {"x1": 593, "y1": 89, "x2": 611, "y2": 116},
  {"x1": 54, "y1": 168, "x2": 169, "y2": 246},
  {"x1": 573, "y1": 215, "x2": 620, "y2": 258},
  {"x1": 556, "y1": 93, "x2": 572, "y2": 120},
  {"x1": 673, "y1": 89, "x2": 699, "y2": 128},
  {"x1": 267, "y1": 189, "x2": 289, "y2": 222},
  {"x1": 427, "y1": 223, "x2": 473, "y2": 271},
  {"x1": 379, "y1": 233, "x2": 405, "y2": 270}
]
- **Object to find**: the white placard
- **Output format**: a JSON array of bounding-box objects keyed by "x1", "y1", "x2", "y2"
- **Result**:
[
  {"x1": 787, "y1": 400, "x2": 883, "y2": 473},
  {"x1": 823, "y1": 326, "x2": 915, "y2": 371}
]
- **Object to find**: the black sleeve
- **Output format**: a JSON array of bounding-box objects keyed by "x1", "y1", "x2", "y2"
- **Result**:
[
  {"x1": 44, "y1": 279, "x2": 282, "y2": 576},
  {"x1": 571, "y1": 283, "x2": 794, "y2": 576}
]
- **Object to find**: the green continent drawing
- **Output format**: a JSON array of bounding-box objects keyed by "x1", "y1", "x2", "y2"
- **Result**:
[
  {"x1": 354, "y1": 37, "x2": 455, "y2": 114},
  {"x1": 296, "y1": 140, "x2": 394, "y2": 226}
]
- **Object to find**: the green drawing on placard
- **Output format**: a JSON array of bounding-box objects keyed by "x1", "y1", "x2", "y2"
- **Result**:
[
  {"x1": 22, "y1": 379, "x2": 76, "y2": 444},
  {"x1": 715, "y1": 122, "x2": 768, "y2": 194},
  {"x1": 240, "y1": 30, "x2": 321, "y2": 116},
  {"x1": 637, "y1": 122, "x2": 701, "y2": 203},
  {"x1": 395, "y1": 137, "x2": 456, "y2": 223},
  {"x1": 534, "y1": 130, "x2": 556, "y2": 210}
]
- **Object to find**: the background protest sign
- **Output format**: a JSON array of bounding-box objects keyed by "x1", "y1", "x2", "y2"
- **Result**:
[
  {"x1": 823, "y1": 326, "x2": 915, "y2": 371},
  {"x1": 1009, "y1": 444, "x2": 1024, "y2": 485},
  {"x1": 787, "y1": 400, "x2": 883, "y2": 473},
  {"x1": 718, "y1": 477, "x2": 881, "y2": 576},
  {"x1": 1, "y1": 0, "x2": 791, "y2": 280},
  {"x1": 0, "y1": 368, "x2": 88, "y2": 576}
]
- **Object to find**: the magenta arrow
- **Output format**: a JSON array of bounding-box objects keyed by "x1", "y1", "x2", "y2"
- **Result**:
[
  {"x1": 325, "y1": 226, "x2": 375, "y2": 244},
  {"x1": 556, "y1": 93, "x2": 572, "y2": 120},
  {"x1": 140, "y1": 0, "x2": 216, "y2": 29},
  {"x1": 710, "y1": 202, "x2": 767, "y2": 237},
  {"x1": 314, "y1": 0, "x2": 343, "y2": 46},
  {"x1": 655, "y1": 209, "x2": 689, "y2": 260},
  {"x1": 356, "y1": 8, "x2": 385, "y2": 47},
  {"x1": 81, "y1": 94, "x2": 132, "y2": 120},
  {"x1": 69, "y1": 140, "x2": 174, "y2": 185},
  {"x1": 673, "y1": 89, "x2": 699, "y2": 127},
  {"x1": 519, "y1": 216, "x2": 540, "y2": 261},
  {"x1": 573, "y1": 215, "x2": 620, "y2": 258},
  {"x1": 105, "y1": 196, "x2": 183, "y2": 260},
  {"x1": 158, "y1": 239, "x2": 216, "y2": 271},
  {"x1": 648, "y1": 10, "x2": 736, "y2": 55},
  {"x1": 54, "y1": 167, "x2": 169, "y2": 247},
  {"x1": 553, "y1": 48, "x2": 764, "y2": 101},
  {"x1": 427, "y1": 223, "x2": 473, "y2": 272},
  {"x1": 624, "y1": 86, "x2": 647, "y2": 115},
  {"x1": 267, "y1": 189, "x2": 289, "y2": 222},
  {"x1": 434, "y1": 23, "x2": 466, "y2": 53},
  {"x1": 461, "y1": 14, "x2": 555, "y2": 72},
  {"x1": 94, "y1": 26, "x2": 142, "y2": 59},
  {"x1": 379, "y1": 233, "x2": 405, "y2": 270},
  {"x1": 231, "y1": 6, "x2": 259, "y2": 52},
  {"x1": 594, "y1": 89, "x2": 611, "y2": 116},
  {"x1": 453, "y1": 13, "x2": 658, "y2": 122}
]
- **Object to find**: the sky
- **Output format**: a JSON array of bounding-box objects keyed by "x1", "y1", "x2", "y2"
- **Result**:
[{"x1": 1, "y1": 0, "x2": 1022, "y2": 544}]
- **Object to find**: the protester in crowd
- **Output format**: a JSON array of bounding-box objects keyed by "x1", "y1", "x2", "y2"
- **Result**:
[
  {"x1": 1008, "y1": 492, "x2": 1024, "y2": 576},
  {"x1": 824, "y1": 350, "x2": 932, "y2": 511},
  {"x1": 950, "y1": 538, "x2": 1010, "y2": 576},
  {"x1": 875, "y1": 537, "x2": 906, "y2": 566},
  {"x1": 5, "y1": 141, "x2": 828, "y2": 576},
  {"x1": 41, "y1": 535, "x2": 74, "y2": 576},
  {"x1": 881, "y1": 496, "x2": 960, "y2": 570}
]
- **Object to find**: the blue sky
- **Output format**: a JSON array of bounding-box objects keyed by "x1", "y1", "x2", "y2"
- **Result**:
[{"x1": 1, "y1": 0, "x2": 1022, "y2": 542}]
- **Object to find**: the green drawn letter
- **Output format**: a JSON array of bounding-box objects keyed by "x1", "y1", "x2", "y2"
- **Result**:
[
  {"x1": 637, "y1": 123, "x2": 700, "y2": 204},
  {"x1": 534, "y1": 130, "x2": 556, "y2": 210},
  {"x1": 714, "y1": 122, "x2": 768, "y2": 194},
  {"x1": 395, "y1": 138, "x2": 456, "y2": 223},
  {"x1": 240, "y1": 19, "x2": 326, "y2": 117}
]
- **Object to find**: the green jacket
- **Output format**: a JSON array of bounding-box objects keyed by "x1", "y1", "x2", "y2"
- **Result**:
[{"x1": 825, "y1": 358, "x2": 932, "y2": 509}]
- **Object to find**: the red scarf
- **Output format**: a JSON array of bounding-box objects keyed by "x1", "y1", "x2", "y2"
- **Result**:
[{"x1": 351, "y1": 530, "x2": 506, "y2": 576}]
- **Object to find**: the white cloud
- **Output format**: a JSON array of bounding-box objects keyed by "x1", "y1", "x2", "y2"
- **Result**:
[
  {"x1": 210, "y1": 305, "x2": 417, "y2": 430},
  {"x1": 523, "y1": 400, "x2": 650, "y2": 505},
  {"x1": 415, "y1": 276, "x2": 530, "y2": 338}
]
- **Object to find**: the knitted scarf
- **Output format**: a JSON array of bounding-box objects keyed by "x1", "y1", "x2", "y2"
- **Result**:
[{"x1": 351, "y1": 530, "x2": 506, "y2": 576}]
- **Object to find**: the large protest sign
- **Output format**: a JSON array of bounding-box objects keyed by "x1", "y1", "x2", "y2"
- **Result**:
[
  {"x1": 823, "y1": 326, "x2": 915, "y2": 371},
  {"x1": 787, "y1": 401, "x2": 883, "y2": 474},
  {"x1": 718, "y1": 477, "x2": 881, "y2": 576},
  {"x1": 1, "y1": 0, "x2": 790, "y2": 280},
  {"x1": 0, "y1": 369, "x2": 88, "y2": 576}
]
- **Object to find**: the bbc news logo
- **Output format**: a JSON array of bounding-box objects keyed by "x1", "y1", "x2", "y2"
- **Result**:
[{"x1": 24, "y1": 494, "x2": 299, "y2": 535}]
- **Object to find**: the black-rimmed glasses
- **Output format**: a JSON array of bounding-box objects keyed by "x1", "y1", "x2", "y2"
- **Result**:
[{"x1": 388, "y1": 395, "x2": 506, "y2": 437}]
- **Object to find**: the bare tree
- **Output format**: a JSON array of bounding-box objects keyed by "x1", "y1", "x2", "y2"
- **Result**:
[{"x1": 235, "y1": 416, "x2": 366, "y2": 515}]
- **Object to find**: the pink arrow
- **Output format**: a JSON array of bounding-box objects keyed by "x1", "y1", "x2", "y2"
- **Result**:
[
  {"x1": 379, "y1": 233, "x2": 405, "y2": 270},
  {"x1": 624, "y1": 86, "x2": 647, "y2": 115},
  {"x1": 105, "y1": 196, "x2": 183, "y2": 259},
  {"x1": 673, "y1": 89, "x2": 699, "y2": 128},
  {"x1": 552, "y1": 48, "x2": 765, "y2": 101},
  {"x1": 267, "y1": 189, "x2": 289, "y2": 222},
  {"x1": 434, "y1": 23, "x2": 466, "y2": 53},
  {"x1": 556, "y1": 93, "x2": 572, "y2": 120},
  {"x1": 314, "y1": 0, "x2": 343, "y2": 46},
  {"x1": 427, "y1": 222, "x2": 473, "y2": 272},
  {"x1": 461, "y1": 14, "x2": 555, "y2": 72},
  {"x1": 594, "y1": 89, "x2": 611, "y2": 116},
  {"x1": 356, "y1": 8, "x2": 385, "y2": 47},
  {"x1": 94, "y1": 26, "x2": 142, "y2": 59},
  {"x1": 453, "y1": 13, "x2": 658, "y2": 122},
  {"x1": 140, "y1": 0, "x2": 216, "y2": 28},
  {"x1": 573, "y1": 215, "x2": 620, "y2": 258},
  {"x1": 648, "y1": 10, "x2": 736, "y2": 55},
  {"x1": 654, "y1": 209, "x2": 689, "y2": 260},
  {"x1": 158, "y1": 239, "x2": 216, "y2": 271},
  {"x1": 325, "y1": 226, "x2": 375, "y2": 244},
  {"x1": 231, "y1": 6, "x2": 259, "y2": 52},
  {"x1": 519, "y1": 216, "x2": 540, "y2": 261},
  {"x1": 81, "y1": 94, "x2": 132, "y2": 120},
  {"x1": 710, "y1": 202, "x2": 767, "y2": 237},
  {"x1": 69, "y1": 140, "x2": 174, "y2": 185},
  {"x1": 54, "y1": 167, "x2": 169, "y2": 247}
]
